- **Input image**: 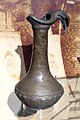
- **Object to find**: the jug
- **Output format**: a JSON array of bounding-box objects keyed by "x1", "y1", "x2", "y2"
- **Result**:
[{"x1": 15, "y1": 10, "x2": 70, "y2": 110}]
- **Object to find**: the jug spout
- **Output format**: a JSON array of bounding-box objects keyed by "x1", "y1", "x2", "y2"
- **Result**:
[{"x1": 27, "y1": 10, "x2": 70, "y2": 31}]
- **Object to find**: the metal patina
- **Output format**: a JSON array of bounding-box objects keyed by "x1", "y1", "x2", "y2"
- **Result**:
[{"x1": 15, "y1": 10, "x2": 70, "y2": 110}]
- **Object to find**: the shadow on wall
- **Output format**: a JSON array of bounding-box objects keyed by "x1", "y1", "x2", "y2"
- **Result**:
[
  {"x1": 7, "y1": 91, "x2": 22, "y2": 116},
  {"x1": 7, "y1": 44, "x2": 37, "y2": 117},
  {"x1": 15, "y1": 44, "x2": 33, "y2": 79},
  {"x1": 7, "y1": 91, "x2": 37, "y2": 117}
]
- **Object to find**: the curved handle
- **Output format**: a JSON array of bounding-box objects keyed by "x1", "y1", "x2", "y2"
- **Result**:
[{"x1": 27, "y1": 10, "x2": 70, "y2": 31}]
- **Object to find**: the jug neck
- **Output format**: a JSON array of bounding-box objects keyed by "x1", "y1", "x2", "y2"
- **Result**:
[
  {"x1": 26, "y1": 10, "x2": 70, "y2": 73},
  {"x1": 30, "y1": 28, "x2": 50, "y2": 73}
]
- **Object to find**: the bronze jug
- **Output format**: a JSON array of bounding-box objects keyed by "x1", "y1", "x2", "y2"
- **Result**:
[{"x1": 15, "y1": 10, "x2": 70, "y2": 110}]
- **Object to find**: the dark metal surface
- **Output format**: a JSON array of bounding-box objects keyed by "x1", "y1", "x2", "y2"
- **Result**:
[{"x1": 15, "y1": 10, "x2": 70, "y2": 109}]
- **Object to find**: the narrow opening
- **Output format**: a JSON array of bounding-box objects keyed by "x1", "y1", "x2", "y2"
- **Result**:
[{"x1": 46, "y1": 13, "x2": 51, "y2": 20}]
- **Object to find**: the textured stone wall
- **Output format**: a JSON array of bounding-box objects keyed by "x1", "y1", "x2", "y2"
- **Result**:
[
  {"x1": 61, "y1": 2, "x2": 80, "y2": 78},
  {"x1": 0, "y1": 0, "x2": 33, "y2": 81}
]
